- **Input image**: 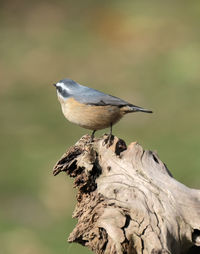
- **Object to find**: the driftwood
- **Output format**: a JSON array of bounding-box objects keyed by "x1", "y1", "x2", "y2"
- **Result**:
[{"x1": 53, "y1": 135, "x2": 200, "y2": 254}]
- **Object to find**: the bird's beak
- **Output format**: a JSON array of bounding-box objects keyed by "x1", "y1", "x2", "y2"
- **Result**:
[{"x1": 53, "y1": 83, "x2": 57, "y2": 88}]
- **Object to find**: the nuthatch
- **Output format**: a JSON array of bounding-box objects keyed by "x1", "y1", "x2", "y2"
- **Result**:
[{"x1": 53, "y1": 78, "x2": 152, "y2": 142}]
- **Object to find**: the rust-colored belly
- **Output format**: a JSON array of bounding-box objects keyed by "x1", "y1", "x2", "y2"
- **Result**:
[{"x1": 60, "y1": 97, "x2": 124, "y2": 130}]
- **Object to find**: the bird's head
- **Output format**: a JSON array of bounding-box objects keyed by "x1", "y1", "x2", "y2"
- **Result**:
[{"x1": 53, "y1": 78, "x2": 80, "y2": 100}]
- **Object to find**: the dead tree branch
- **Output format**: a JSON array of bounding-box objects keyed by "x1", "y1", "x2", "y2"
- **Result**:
[{"x1": 53, "y1": 135, "x2": 200, "y2": 254}]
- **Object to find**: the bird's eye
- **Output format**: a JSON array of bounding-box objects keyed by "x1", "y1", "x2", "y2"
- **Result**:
[
  {"x1": 57, "y1": 86, "x2": 63, "y2": 93},
  {"x1": 56, "y1": 86, "x2": 68, "y2": 98}
]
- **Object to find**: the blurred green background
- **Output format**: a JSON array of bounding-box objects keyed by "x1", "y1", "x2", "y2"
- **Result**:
[{"x1": 1, "y1": 0, "x2": 200, "y2": 253}]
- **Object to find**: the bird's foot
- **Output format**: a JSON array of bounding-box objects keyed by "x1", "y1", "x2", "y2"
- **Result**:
[
  {"x1": 82, "y1": 135, "x2": 95, "y2": 151},
  {"x1": 89, "y1": 130, "x2": 96, "y2": 143},
  {"x1": 89, "y1": 135, "x2": 95, "y2": 143},
  {"x1": 103, "y1": 134, "x2": 114, "y2": 147}
]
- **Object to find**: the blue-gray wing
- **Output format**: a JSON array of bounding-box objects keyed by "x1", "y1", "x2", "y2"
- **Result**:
[
  {"x1": 73, "y1": 87, "x2": 130, "y2": 107},
  {"x1": 72, "y1": 85, "x2": 152, "y2": 113}
]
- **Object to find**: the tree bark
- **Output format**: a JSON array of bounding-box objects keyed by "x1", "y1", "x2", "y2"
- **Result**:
[{"x1": 53, "y1": 135, "x2": 200, "y2": 254}]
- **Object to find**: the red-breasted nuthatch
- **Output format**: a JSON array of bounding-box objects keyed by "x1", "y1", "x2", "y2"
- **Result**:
[{"x1": 53, "y1": 78, "x2": 152, "y2": 141}]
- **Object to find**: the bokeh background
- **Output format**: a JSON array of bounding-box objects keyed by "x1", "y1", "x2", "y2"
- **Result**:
[{"x1": 1, "y1": 0, "x2": 200, "y2": 253}]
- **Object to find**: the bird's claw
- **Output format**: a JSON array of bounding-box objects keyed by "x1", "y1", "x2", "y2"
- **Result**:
[{"x1": 103, "y1": 134, "x2": 114, "y2": 147}]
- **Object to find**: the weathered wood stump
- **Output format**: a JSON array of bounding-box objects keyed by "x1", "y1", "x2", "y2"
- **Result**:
[{"x1": 53, "y1": 135, "x2": 200, "y2": 254}]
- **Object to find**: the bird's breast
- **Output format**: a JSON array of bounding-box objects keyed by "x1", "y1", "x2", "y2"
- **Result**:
[{"x1": 60, "y1": 97, "x2": 124, "y2": 130}]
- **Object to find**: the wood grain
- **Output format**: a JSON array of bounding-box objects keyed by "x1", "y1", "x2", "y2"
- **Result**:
[{"x1": 53, "y1": 135, "x2": 200, "y2": 254}]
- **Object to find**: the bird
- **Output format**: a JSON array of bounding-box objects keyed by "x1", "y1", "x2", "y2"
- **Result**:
[{"x1": 53, "y1": 78, "x2": 153, "y2": 144}]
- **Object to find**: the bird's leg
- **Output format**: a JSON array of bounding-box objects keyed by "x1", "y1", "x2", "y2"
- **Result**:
[
  {"x1": 90, "y1": 130, "x2": 96, "y2": 142},
  {"x1": 109, "y1": 123, "x2": 113, "y2": 138},
  {"x1": 109, "y1": 123, "x2": 114, "y2": 145},
  {"x1": 104, "y1": 123, "x2": 114, "y2": 147}
]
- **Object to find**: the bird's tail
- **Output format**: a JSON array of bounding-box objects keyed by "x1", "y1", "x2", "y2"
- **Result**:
[{"x1": 124, "y1": 104, "x2": 153, "y2": 113}]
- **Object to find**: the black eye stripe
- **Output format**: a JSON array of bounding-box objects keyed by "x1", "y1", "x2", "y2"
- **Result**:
[
  {"x1": 57, "y1": 86, "x2": 69, "y2": 98},
  {"x1": 57, "y1": 86, "x2": 63, "y2": 93}
]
